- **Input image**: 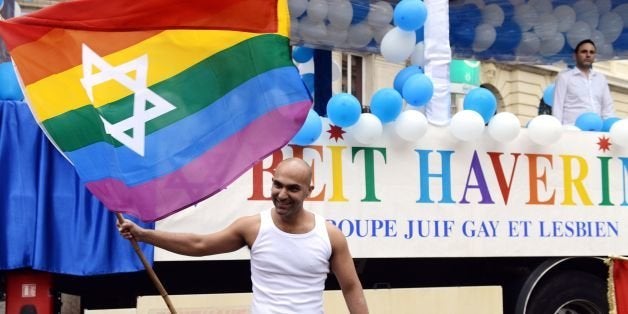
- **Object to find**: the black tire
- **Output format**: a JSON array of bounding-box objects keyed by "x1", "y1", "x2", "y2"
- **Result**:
[{"x1": 526, "y1": 270, "x2": 608, "y2": 314}]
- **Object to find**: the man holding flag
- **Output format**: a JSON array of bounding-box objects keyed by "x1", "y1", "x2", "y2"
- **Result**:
[{"x1": 119, "y1": 158, "x2": 369, "y2": 313}]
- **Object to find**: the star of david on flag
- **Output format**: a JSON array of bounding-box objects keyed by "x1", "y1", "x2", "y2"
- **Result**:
[{"x1": 0, "y1": 0, "x2": 312, "y2": 221}]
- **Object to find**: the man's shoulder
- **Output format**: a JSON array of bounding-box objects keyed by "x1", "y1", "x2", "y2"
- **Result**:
[
  {"x1": 590, "y1": 69, "x2": 608, "y2": 79},
  {"x1": 558, "y1": 67, "x2": 578, "y2": 76},
  {"x1": 234, "y1": 213, "x2": 262, "y2": 228}
]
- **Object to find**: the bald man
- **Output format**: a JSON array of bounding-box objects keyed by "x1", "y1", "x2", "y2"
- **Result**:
[{"x1": 118, "y1": 158, "x2": 369, "y2": 313}]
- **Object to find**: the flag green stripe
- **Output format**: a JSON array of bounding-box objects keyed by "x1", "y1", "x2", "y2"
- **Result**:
[{"x1": 42, "y1": 34, "x2": 293, "y2": 152}]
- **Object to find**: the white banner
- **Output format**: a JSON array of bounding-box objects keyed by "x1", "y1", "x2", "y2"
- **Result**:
[{"x1": 156, "y1": 119, "x2": 628, "y2": 261}]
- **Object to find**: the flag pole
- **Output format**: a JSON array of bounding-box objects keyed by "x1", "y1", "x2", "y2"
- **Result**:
[{"x1": 115, "y1": 213, "x2": 178, "y2": 314}]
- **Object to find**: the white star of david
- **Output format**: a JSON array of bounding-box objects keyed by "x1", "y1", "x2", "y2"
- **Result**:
[{"x1": 80, "y1": 44, "x2": 176, "y2": 156}]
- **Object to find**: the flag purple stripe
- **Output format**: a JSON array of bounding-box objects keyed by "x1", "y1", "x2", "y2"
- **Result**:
[{"x1": 85, "y1": 100, "x2": 311, "y2": 221}]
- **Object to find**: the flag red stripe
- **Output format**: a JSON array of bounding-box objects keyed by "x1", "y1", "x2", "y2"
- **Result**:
[{"x1": 0, "y1": 0, "x2": 277, "y2": 49}]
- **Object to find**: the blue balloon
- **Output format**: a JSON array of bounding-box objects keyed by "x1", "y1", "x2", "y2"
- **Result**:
[
  {"x1": 0, "y1": 62, "x2": 24, "y2": 101},
  {"x1": 350, "y1": 0, "x2": 369, "y2": 24},
  {"x1": 393, "y1": 65, "x2": 423, "y2": 94},
  {"x1": 614, "y1": 28, "x2": 628, "y2": 50},
  {"x1": 293, "y1": 46, "x2": 314, "y2": 63},
  {"x1": 301, "y1": 73, "x2": 315, "y2": 95},
  {"x1": 450, "y1": 4, "x2": 482, "y2": 29},
  {"x1": 602, "y1": 117, "x2": 621, "y2": 132},
  {"x1": 463, "y1": 87, "x2": 497, "y2": 124},
  {"x1": 292, "y1": 109, "x2": 323, "y2": 146},
  {"x1": 575, "y1": 112, "x2": 603, "y2": 131},
  {"x1": 393, "y1": 0, "x2": 428, "y2": 31},
  {"x1": 493, "y1": 21, "x2": 521, "y2": 53},
  {"x1": 402, "y1": 73, "x2": 433, "y2": 107},
  {"x1": 543, "y1": 84, "x2": 555, "y2": 107},
  {"x1": 415, "y1": 27, "x2": 424, "y2": 43},
  {"x1": 370, "y1": 88, "x2": 403, "y2": 124},
  {"x1": 450, "y1": 24, "x2": 476, "y2": 49},
  {"x1": 327, "y1": 93, "x2": 362, "y2": 127}
]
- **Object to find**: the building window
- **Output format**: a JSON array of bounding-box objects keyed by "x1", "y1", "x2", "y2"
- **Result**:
[{"x1": 338, "y1": 53, "x2": 364, "y2": 105}]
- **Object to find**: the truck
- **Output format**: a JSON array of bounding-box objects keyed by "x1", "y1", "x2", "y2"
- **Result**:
[
  {"x1": 56, "y1": 117, "x2": 626, "y2": 313},
  {"x1": 3, "y1": 0, "x2": 628, "y2": 312}
]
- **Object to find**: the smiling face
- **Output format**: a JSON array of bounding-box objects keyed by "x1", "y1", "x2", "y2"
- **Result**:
[
  {"x1": 574, "y1": 42, "x2": 596, "y2": 71},
  {"x1": 271, "y1": 158, "x2": 313, "y2": 219}
]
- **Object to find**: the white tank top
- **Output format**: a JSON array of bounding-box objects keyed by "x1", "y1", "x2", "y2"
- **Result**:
[{"x1": 250, "y1": 209, "x2": 332, "y2": 314}]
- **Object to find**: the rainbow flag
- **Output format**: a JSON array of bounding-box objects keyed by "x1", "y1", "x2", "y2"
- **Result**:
[{"x1": 0, "y1": 0, "x2": 312, "y2": 221}]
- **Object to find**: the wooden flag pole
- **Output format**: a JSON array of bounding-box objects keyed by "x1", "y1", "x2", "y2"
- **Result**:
[{"x1": 115, "y1": 213, "x2": 177, "y2": 314}]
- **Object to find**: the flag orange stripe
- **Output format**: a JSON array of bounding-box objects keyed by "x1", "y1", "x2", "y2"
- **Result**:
[{"x1": 10, "y1": 28, "x2": 162, "y2": 85}]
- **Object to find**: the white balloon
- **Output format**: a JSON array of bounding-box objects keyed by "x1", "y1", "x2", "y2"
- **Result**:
[
  {"x1": 554, "y1": 5, "x2": 576, "y2": 33},
  {"x1": 488, "y1": 112, "x2": 521, "y2": 143},
  {"x1": 352, "y1": 113, "x2": 384, "y2": 145},
  {"x1": 289, "y1": 0, "x2": 308, "y2": 18},
  {"x1": 609, "y1": 119, "x2": 628, "y2": 148},
  {"x1": 347, "y1": 23, "x2": 374, "y2": 48},
  {"x1": 394, "y1": 110, "x2": 428, "y2": 142},
  {"x1": 449, "y1": 110, "x2": 486, "y2": 142},
  {"x1": 590, "y1": 30, "x2": 605, "y2": 48},
  {"x1": 539, "y1": 32, "x2": 565, "y2": 56},
  {"x1": 598, "y1": 12, "x2": 624, "y2": 44},
  {"x1": 321, "y1": 25, "x2": 349, "y2": 47},
  {"x1": 509, "y1": 0, "x2": 525, "y2": 6},
  {"x1": 367, "y1": 1, "x2": 394, "y2": 28},
  {"x1": 596, "y1": 0, "x2": 612, "y2": 15},
  {"x1": 328, "y1": 0, "x2": 353, "y2": 29},
  {"x1": 410, "y1": 42, "x2": 425, "y2": 66},
  {"x1": 613, "y1": 3, "x2": 628, "y2": 24},
  {"x1": 380, "y1": 27, "x2": 416, "y2": 63},
  {"x1": 298, "y1": 59, "x2": 315, "y2": 74},
  {"x1": 472, "y1": 23, "x2": 497, "y2": 52},
  {"x1": 566, "y1": 21, "x2": 592, "y2": 49},
  {"x1": 529, "y1": 0, "x2": 553, "y2": 15},
  {"x1": 534, "y1": 13, "x2": 558, "y2": 40},
  {"x1": 598, "y1": 42, "x2": 614, "y2": 60},
  {"x1": 516, "y1": 32, "x2": 541, "y2": 56},
  {"x1": 372, "y1": 24, "x2": 393, "y2": 44},
  {"x1": 574, "y1": 0, "x2": 599, "y2": 29},
  {"x1": 527, "y1": 115, "x2": 563, "y2": 146},
  {"x1": 306, "y1": 0, "x2": 328, "y2": 22},
  {"x1": 299, "y1": 17, "x2": 328, "y2": 43},
  {"x1": 482, "y1": 4, "x2": 505, "y2": 27},
  {"x1": 290, "y1": 18, "x2": 300, "y2": 40},
  {"x1": 514, "y1": 4, "x2": 539, "y2": 32}
]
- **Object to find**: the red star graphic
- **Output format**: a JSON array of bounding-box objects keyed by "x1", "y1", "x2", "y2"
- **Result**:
[
  {"x1": 597, "y1": 136, "x2": 612, "y2": 152},
  {"x1": 327, "y1": 124, "x2": 346, "y2": 142}
]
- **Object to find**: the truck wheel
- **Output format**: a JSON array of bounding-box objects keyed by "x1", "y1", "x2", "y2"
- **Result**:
[{"x1": 526, "y1": 270, "x2": 608, "y2": 314}]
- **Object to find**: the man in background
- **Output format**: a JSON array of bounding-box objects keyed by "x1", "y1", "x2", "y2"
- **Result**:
[{"x1": 552, "y1": 39, "x2": 615, "y2": 124}]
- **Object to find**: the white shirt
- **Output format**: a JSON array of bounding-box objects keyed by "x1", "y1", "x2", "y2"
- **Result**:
[
  {"x1": 250, "y1": 210, "x2": 331, "y2": 314},
  {"x1": 552, "y1": 67, "x2": 615, "y2": 125}
]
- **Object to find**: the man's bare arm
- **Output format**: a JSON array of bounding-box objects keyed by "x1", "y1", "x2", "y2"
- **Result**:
[
  {"x1": 118, "y1": 215, "x2": 257, "y2": 256},
  {"x1": 328, "y1": 223, "x2": 369, "y2": 314}
]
